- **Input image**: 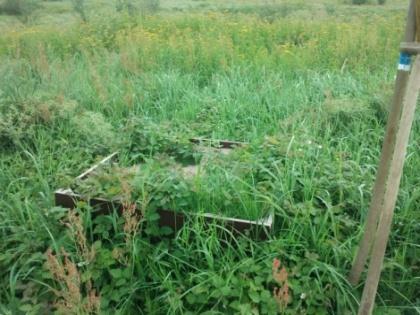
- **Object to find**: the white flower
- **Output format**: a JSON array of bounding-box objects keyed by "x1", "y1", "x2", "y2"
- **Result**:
[{"x1": 300, "y1": 293, "x2": 306, "y2": 300}]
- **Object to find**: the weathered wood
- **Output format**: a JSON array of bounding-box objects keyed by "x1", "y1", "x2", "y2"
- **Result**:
[
  {"x1": 416, "y1": 0, "x2": 420, "y2": 41},
  {"x1": 76, "y1": 152, "x2": 118, "y2": 180},
  {"x1": 55, "y1": 188, "x2": 273, "y2": 239},
  {"x1": 189, "y1": 138, "x2": 246, "y2": 148},
  {"x1": 348, "y1": 71, "x2": 410, "y2": 285},
  {"x1": 400, "y1": 42, "x2": 420, "y2": 54},
  {"x1": 358, "y1": 55, "x2": 420, "y2": 315},
  {"x1": 348, "y1": 0, "x2": 417, "y2": 286},
  {"x1": 406, "y1": 0, "x2": 417, "y2": 42}
]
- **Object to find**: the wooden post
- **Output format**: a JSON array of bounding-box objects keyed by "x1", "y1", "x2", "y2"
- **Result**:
[
  {"x1": 357, "y1": 54, "x2": 420, "y2": 315},
  {"x1": 348, "y1": 0, "x2": 417, "y2": 286}
]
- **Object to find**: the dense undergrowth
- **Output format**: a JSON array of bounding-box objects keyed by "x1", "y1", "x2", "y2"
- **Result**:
[{"x1": 0, "y1": 3, "x2": 419, "y2": 315}]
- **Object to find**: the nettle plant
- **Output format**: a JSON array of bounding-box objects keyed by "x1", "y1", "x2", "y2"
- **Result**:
[{"x1": 124, "y1": 117, "x2": 200, "y2": 165}]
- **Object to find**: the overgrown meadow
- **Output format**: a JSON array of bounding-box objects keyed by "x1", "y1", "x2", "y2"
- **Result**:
[{"x1": 0, "y1": 0, "x2": 419, "y2": 314}]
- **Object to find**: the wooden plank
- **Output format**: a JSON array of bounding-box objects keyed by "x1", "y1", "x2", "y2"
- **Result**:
[
  {"x1": 416, "y1": 0, "x2": 420, "y2": 41},
  {"x1": 405, "y1": 0, "x2": 417, "y2": 43},
  {"x1": 189, "y1": 138, "x2": 246, "y2": 148},
  {"x1": 76, "y1": 152, "x2": 118, "y2": 180},
  {"x1": 400, "y1": 42, "x2": 420, "y2": 54},
  {"x1": 55, "y1": 189, "x2": 273, "y2": 239},
  {"x1": 358, "y1": 55, "x2": 420, "y2": 315},
  {"x1": 348, "y1": 0, "x2": 417, "y2": 286}
]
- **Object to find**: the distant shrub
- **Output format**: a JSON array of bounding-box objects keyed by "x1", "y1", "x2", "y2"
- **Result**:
[
  {"x1": 71, "y1": 0, "x2": 87, "y2": 21},
  {"x1": 352, "y1": 0, "x2": 368, "y2": 4},
  {"x1": 324, "y1": 3, "x2": 336, "y2": 15},
  {"x1": 378, "y1": 0, "x2": 386, "y2": 4},
  {"x1": 0, "y1": 0, "x2": 39, "y2": 17},
  {"x1": 116, "y1": 0, "x2": 134, "y2": 14},
  {"x1": 225, "y1": 2, "x2": 303, "y2": 21},
  {"x1": 116, "y1": 0, "x2": 159, "y2": 15},
  {"x1": 140, "y1": 0, "x2": 159, "y2": 13},
  {"x1": 0, "y1": 0, "x2": 23, "y2": 15}
]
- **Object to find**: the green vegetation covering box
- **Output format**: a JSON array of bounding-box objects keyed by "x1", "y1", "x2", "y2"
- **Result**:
[{"x1": 55, "y1": 139, "x2": 273, "y2": 239}]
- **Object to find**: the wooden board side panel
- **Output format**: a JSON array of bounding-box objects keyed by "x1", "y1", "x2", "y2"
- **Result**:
[
  {"x1": 189, "y1": 138, "x2": 246, "y2": 149},
  {"x1": 55, "y1": 190, "x2": 272, "y2": 239}
]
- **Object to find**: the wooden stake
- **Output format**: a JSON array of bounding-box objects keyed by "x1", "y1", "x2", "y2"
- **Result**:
[
  {"x1": 348, "y1": 0, "x2": 417, "y2": 285},
  {"x1": 348, "y1": 64, "x2": 410, "y2": 285},
  {"x1": 358, "y1": 55, "x2": 420, "y2": 315}
]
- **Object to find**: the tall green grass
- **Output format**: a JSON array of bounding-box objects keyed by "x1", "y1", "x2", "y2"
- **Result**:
[{"x1": 0, "y1": 4, "x2": 419, "y2": 315}]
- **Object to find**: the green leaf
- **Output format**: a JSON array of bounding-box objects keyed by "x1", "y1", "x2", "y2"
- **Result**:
[
  {"x1": 186, "y1": 293, "x2": 196, "y2": 304},
  {"x1": 374, "y1": 308, "x2": 401, "y2": 315},
  {"x1": 192, "y1": 286, "x2": 208, "y2": 295},
  {"x1": 260, "y1": 290, "x2": 271, "y2": 302},
  {"x1": 116, "y1": 278, "x2": 126, "y2": 287},
  {"x1": 220, "y1": 286, "x2": 231, "y2": 296},
  {"x1": 147, "y1": 212, "x2": 160, "y2": 221},
  {"x1": 230, "y1": 301, "x2": 241, "y2": 310},
  {"x1": 159, "y1": 226, "x2": 173, "y2": 235},
  {"x1": 211, "y1": 289, "x2": 222, "y2": 299},
  {"x1": 249, "y1": 290, "x2": 260, "y2": 303},
  {"x1": 305, "y1": 251, "x2": 319, "y2": 260},
  {"x1": 212, "y1": 275, "x2": 225, "y2": 287},
  {"x1": 109, "y1": 269, "x2": 122, "y2": 278},
  {"x1": 122, "y1": 267, "x2": 132, "y2": 279},
  {"x1": 19, "y1": 305, "x2": 33, "y2": 312},
  {"x1": 81, "y1": 270, "x2": 92, "y2": 282}
]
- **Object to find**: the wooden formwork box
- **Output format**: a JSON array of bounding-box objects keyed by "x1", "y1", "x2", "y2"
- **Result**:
[{"x1": 55, "y1": 139, "x2": 273, "y2": 239}]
